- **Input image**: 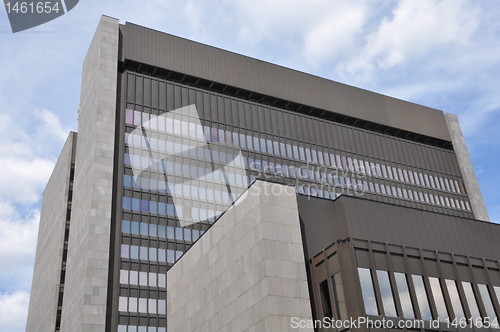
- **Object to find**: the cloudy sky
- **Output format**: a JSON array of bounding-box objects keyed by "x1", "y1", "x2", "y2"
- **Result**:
[{"x1": 1, "y1": 0, "x2": 499, "y2": 331}]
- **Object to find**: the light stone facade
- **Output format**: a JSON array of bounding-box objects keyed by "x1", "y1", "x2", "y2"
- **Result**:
[
  {"x1": 445, "y1": 113, "x2": 489, "y2": 221},
  {"x1": 26, "y1": 132, "x2": 76, "y2": 332},
  {"x1": 59, "y1": 16, "x2": 119, "y2": 332},
  {"x1": 167, "y1": 181, "x2": 314, "y2": 332}
]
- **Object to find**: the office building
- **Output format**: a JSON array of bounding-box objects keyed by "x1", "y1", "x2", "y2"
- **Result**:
[{"x1": 27, "y1": 15, "x2": 500, "y2": 332}]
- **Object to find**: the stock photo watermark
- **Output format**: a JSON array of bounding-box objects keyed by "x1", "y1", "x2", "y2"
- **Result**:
[
  {"x1": 127, "y1": 104, "x2": 369, "y2": 227},
  {"x1": 3, "y1": 0, "x2": 79, "y2": 32},
  {"x1": 291, "y1": 316, "x2": 500, "y2": 330}
]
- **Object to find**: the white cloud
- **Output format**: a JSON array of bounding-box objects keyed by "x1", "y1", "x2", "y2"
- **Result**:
[
  {"x1": 0, "y1": 200, "x2": 39, "y2": 276},
  {"x1": 302, "y1": 2, "x2": 368, "y2": 67},
  {"x1": 0, "y1": 109, "x2": 68, "y2": 205},
  {"x1": 224, "y1": 0, "x2": 371, "y2": 65},
  {"x1": 0, "y1": 291, "x2": 30, "y2": 332},
  {"x1": 336, "y1": 0, "x2": 480, "y2": 81},
  {"x1": 34, "y1": 109, "x2": 71, "y2": 142}
]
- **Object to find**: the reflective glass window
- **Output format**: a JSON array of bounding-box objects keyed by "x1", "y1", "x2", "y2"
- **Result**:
[
  {"x1": 184, "y1": 229, "x2": 192, "y2": 242},
  {"x1": 121, "y1": 244, "x2": 129, "y2": 258},
  {"x1": 132, "y1": 198, "x2": 140, "y2": 211},
  {"x1": 239, "y1": 134, "x2": 246, "y2": 148},
  {"x1": 130, "y1": 271, "x2": 138, "y2": 285},
  {"x1": 446, "y1": 279, "x2": 465, "y2": 319},
  {"x1": 403, "y1": 170, "x2": 409, "y2": 183},
  {"x1": 305, "y1": 148, "x2": 312, "y2": 162},
  {"x1": 246, "y1": 135, "x2": 253, "y2": 150},
  {"x1": 322, "y1": 152, "x2": 330, "y2": 166},
  {"x1": 149, "y1": 299, "x2": 157, "y2": 314},
  {"x1": 167, "y1": 250, "x2": 175, "y2": 264},
  {"x1": 122, "y1": 220, "x2": 130, "y2": 233},
  {"x1": 158, "y1": 273, "x2": 166, "y2": 288},
  {"x1": 394, "y1": 272, "x2": 415, "y2": 319},
  {"x1": 138, "y1": 298, "x2": 147, "y2": 313},
  {"x1": 139, "y1": 271, "x2": 148, "y2": 286},
  {"x1": 358, "y1": 268, "x2": 379, "y2": 315},
  {"x1": 232, "y1": 132, "x2": 239, "y2": 146},
  {"x1": 280, "y1": 143, "x2": 286, "y2": 158},
  {"x1": 478, "y1": 284, "x2": 498, "y2": 326},
  {"x1": 139, "y1": 246, "x2": 148, "y2": 260},
  {"x1": 463, "y1": 282, "x2": 481, "y2": 321},
  {"x1": 377, "y1": 270, "x2": 397, "y2": 317},
  {"x1": 429, "y1": 277, "x2": 449, "y2": 321},
  {"x1": 175, "y1": 227, "x2": 183, "y2": 240},
  {"x1": 158, "y1": 249, "x2": 166, "y2": 263},
  {"x1": 140, "y1": 223, "x2": 148, "y2": 236},
  {"x1": 149, "y1": 272, "x2": 156, "y2": 287},
  {"x1": 387, "y1": 166, "x2": 393, "y2": 179},
  {"x1": 119, "y1": 296, "x2": 128, "y2": 311},
  {"x1": 412, "y1": 275, "x2": 432, "y2": 320},
  {"x1": 120, "y1": 270, "x2": 128, "y2": 284},
  {"x1": 267, "y1": 139, "x2": 274, "y2": 154},
  {"x1": 253, "y1": 137, "x2": 259, "y2": 151},
  {"x1": 418, "y1": 173, "x2": 424, "y2": 186},
  {"x1": 123, "y1": 197, "x2": 131, "y2": 210},
  {"x1": 274, "y1": 141, "x2": 281, "y2": 156},
  {"x1": 392, "y1": 167, "x2": 399, "y2": 181},
  {"x1": 158, "y1": 300, "x2": 166, "y2": 314},
  {"x1": 445, "y1": 179, "x2": 453, "y2": 192},
  {"x1": 299, "y1": 147, "x2": 306, "y2": 161},
  {"x1": 150, "y1": 224, "x2": 157, "y2": 237},
  {"x1": 260, "y1": 138, "x2": 267, "y2": 153},
  {"x1": 129, "y1": 297, "x2": 137, "y2": 312},
  {"x1": 218, "y1": 129, "x2": 225, "y2": 143},
  {"x1": 149, "y1": 248, "x2": 157, "y2": 261},
  {"x1": 312, "y1": 150, "x2": 318, "y2": 163},
  {"x1": 210, "y1": 127, "x2": 218, "y2": 142}
]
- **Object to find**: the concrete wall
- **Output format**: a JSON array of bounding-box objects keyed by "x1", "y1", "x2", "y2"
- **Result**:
[
  {"x1": 167, "y1": 181, "x2": 313, "y2": 331},
  {"x1": 445, "y1": 113, "x2": 489, "y2": 221},
  {"x1": 60, "y1": 16, "x2": 119, "y2": 332},
  {"x1": 26, "y1": 132, "x2": 76, "y2": 332}
]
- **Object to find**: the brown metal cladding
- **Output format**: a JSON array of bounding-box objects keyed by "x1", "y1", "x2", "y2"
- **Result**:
[
  {"x1": 298, "y1": 195, "x2": 500, "y2": 261},
  {"x1": 121, "y1": 22, "x2": 451, "y2": 141}
]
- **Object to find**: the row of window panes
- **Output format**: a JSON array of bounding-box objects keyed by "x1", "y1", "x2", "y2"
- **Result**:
[
  {"x1": 358, "y1": 267, "x2": 500, "y2": 327},
  {"x1": 120, "y1": 244, "x2": 183, "y2": 264},
  {"x1": 122, "y1": 220, "x2": 203, "y2": 242},
  {"x1": 118, "y1": 326, "x2": 165, "y2": 332},
  {"x1": 125, "y1": 109, "x2": 464, "y2": 195},
  {"x1": 120, "y1": 270, "x2": 166, "y2": 288},
  {"x1": 125, "y1": 151, "x2": 471, "y2": 212},
  {"x1": 118, "y1": 296, "x2": 166, "y2": 315},
  {"x1": 122, "y1": 197, "x2": 224, "y2": 222},
  {"x1": 124, "y1": 174, "x2": 245, "y2": 205}
]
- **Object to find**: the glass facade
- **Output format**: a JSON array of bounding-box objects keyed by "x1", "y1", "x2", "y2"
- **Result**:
[
  {"x1": 376, "y1": 270, "x2": 398, "y2": 317},
  {"x1": 117, "y1": 71, "x2": 475, "y2": 329},
  {"x1": 358, "y1": 268, "x2": 379, "y2": 316}
]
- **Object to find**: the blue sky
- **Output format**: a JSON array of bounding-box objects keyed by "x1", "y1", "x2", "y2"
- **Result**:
[{"x1": 1, "y1": 0, "x2": 499, "y2": 331}]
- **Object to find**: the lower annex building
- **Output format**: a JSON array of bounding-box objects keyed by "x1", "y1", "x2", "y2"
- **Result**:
[{"x1": 26, "y1": 15, "x2": 500, "y2": 332}]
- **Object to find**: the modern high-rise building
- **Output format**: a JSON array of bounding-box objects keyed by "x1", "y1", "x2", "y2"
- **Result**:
[{"x1": 26, "y1": 15, "x2": 500, "y2": 332}]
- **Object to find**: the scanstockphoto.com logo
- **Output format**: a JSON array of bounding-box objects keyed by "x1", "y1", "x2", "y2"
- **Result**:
[{"x1": 3, "y1": 0, "x2": 78, "y2": 32}]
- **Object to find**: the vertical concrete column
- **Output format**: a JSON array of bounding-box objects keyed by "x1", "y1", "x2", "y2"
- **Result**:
[
  {"x1": 60, "y1": 15, "x2": 119, "y2": 332},
  {"x1": 445, "y1": 113, "x2": 489, "y2": 221}
]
